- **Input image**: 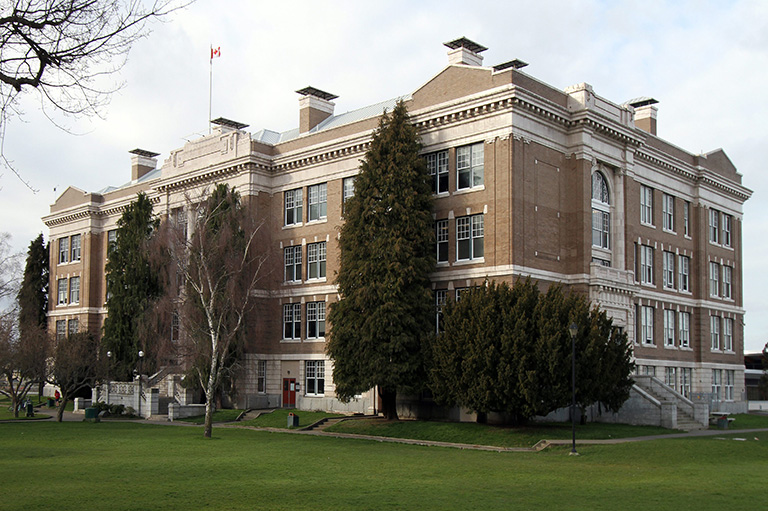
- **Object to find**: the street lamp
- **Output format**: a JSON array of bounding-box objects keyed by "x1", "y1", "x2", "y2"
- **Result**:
[
  {"x1": 106, "y1": 351, "x2": 112, "y2": 405},
  {"x1": 135, "y1": 350, "x2": 144, "y2": 418},
  {"x1": 568, "y1": 321, "x2": 579, "y2": 456}
]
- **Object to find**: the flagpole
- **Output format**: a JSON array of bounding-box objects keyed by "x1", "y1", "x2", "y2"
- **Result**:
[{"x1": 208, "y1": 45, "x2": 212, "y2": 134}]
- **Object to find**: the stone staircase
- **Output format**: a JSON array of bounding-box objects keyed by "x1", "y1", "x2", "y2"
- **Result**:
[
  {"x1": 301, "y1": 417, "x2": 346, "y2": 432},
  {"x1": 634, "y1": 376, "x2": 708, "y2": 431}
]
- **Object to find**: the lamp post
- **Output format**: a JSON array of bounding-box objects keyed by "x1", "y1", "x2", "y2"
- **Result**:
[
  {"x1": 568, "y1": 321, "x2": 579, "y2": 456},
  {"x1": 106, "y1": 351, "x2": 112, "y2": 405},
  {"x1": 135, "y1": 350, "x2": 144, "y2": 418}
]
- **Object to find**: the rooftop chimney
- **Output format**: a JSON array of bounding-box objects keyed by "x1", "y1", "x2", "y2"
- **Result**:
[
  {"x1": 297, "y1": 86, "x2": 338, "y2": 134},
  {"x1": 627, "y1": 97, "x2": 659, "y2": 136},
  {"x1": 210, "y1": 117, "x2": 249, "y2": 134},
  {"x1": 129, "y1": 149, "x2": 159, "y2": 181},
  {"x1": 444, "y1": 37, "x2": 487, "y2": 67}
]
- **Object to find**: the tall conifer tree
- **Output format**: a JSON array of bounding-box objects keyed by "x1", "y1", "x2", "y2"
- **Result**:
[
  {"x1": 327, "y1": 101, "x2": 434, "y2": 420},
  {"x1": 17, "y1": 233, "x2": 49, "y2": 398},
  {"x1": 103, "y1": 192, "x2": 161, "y2": 380}
]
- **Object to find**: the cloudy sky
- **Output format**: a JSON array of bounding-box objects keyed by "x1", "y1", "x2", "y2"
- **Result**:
[{"x1": 1, "y1": 0, "x2": 766, "y2": 351}]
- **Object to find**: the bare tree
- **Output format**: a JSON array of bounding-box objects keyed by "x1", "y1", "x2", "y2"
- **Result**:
[
  {"x1": 0, "y1": 0, "x2": 187, "y2": 189},
  {"x1": 0, "y1": 316, "x2": 49, "y2": 416},
  {"x1": 0, "y1": 232, "x2": 21, "y2": 301},
  {"x1": 48, "y1": 330, "x2": 102, "y2": 421},
  {"x1": 159, "y1": 184, "x2": 267, "y2": 438}
]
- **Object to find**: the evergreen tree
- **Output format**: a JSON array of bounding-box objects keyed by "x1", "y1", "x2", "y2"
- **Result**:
[
  {"x1": 327, "y1": 101, "x2": 434, "y2": 420},
  {"x1": 102, "y1": 192, "x2": 162, "y2": 380}
]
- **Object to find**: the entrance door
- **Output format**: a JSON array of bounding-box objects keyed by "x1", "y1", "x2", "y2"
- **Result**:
[{"x1": 282, "y1": 378, "x2": 296, "y2": 407}]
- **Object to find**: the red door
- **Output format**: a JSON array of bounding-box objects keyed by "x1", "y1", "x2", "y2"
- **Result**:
[{"x1": 282, "y1": 378, "x2": 296, "y2": 407}]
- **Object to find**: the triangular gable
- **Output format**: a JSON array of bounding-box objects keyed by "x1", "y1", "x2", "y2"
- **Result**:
[
  {"x1": 701, "y1": 149, "x2": 741, "y2": 183},
  {"x1": 411, "y1": 65, "x2": 504, "y2": 111}
]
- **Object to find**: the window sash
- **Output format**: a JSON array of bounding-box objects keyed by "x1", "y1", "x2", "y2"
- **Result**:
[
  {"x1": 69, "y1": 277, "x2": 80, "y2": 304},
  {"x1": 679, "y1": 312, "x2": 690, "y2": 348},
  {"x1": 427, "y1": 151, "x2": 449, "y2": 194},
  {"x1": 59, "y1": 237, "x2": 69, "y2": 264},
  {"x1": 283, "y1": 303, "x2": 301, "y2": 339},
  {"x1": 308, "y1": 183, "x2": 327, "y2": 221},
  {"x1": 57, "y1": 278, "x2": 68, "y2": 304},
  {"x1": 257, "y1": 360, "x2": 267, "y2": 393},
  {"x1": 457, "y1": 143, "x2": 483, "y2": 189},
  {"x1": 709, "y1": 262, "x2": 720, "y2": 297},
  {"x1": 307, "y1": 302, "x2": 326, "y2": 338},
  {"x1": 662, "y1": 194, "x2": 674, "y2": 231},
  {"x1": 683, "y1": 202, "x2": 690, "y2": 236},
  {"x1": 663, "y1": 309, "x2": 675, "y2": 346},
  {"x1": 640, "y1": 186, "x2": 653, "y2": 224},
  {"x1": 722, "y1": 266, "x2": 732, "y2": 299},
  {"x1": 306, "y1": 360, "x2": 325, "y2": 395},
  {"x1": 592, "y1": 209, "x2": 610, "y2": 249},
  {"x1": 663, "y1": 252, "x2": 675, "y2": 288},
  {"x1": 641, "y1": 306, "x2": 654, "y2": 345},
  {"x1": 709, "y1": 210, "x2": 719, "y2": 243},
  {"x1": 723, "y1": 318, "x2": 733, "y2": 351},
  {"x1": 307, "y1": 242, "x2": 326, "y2": 279},
  {"x1": 284, "y1": 246, "x2": 302, "y2": 282},
  {"x1": 678, "y1": 255, "x2": 690, "y2": 292},
  {"x1": 710, "y1": 316, "x2": 721, "y2": 350},
  {"x1": 640, "y1": 246, "x2": 653, "y2": 284},
  {"x1": 722, "y1": 214, "x2": 732, "y2": 247},
  {"x1": 436, "y1": 220, "x2": 448, "y2": 262},
  {"x1": 71, "y1": 234, "x2": 81, "y2": 261},
  {"x1": 285, "y1": 189, "x2": 303, "y2": 225}
]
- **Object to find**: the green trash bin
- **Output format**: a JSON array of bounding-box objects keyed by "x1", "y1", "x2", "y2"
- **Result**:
[
  {"x1": 47, "y1": 398, "x2": 55, "y2": 408},
  {"x1": 25, "y1": 401, "x2": 34, "y2": 417},
  {"x1": 84, "y1": 407, "x2": 98, "y2": 420},
  {"x1": 716, "y1": 416, "x2": 729, "y2": 429},
  {"x1": 287, "y1": 412, "x2": 299, "y2": 428}
]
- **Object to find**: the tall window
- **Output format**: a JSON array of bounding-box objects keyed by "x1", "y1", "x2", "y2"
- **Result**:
[
  {"x1": 662, "y1": 193, "x2": 674, "y2": 231},
  {"x1": 70, "y1": 234, "x2": 81, "y2": 262},
  {"x1": 456, "y1": 214, "x2": 484, "y2": 261},
  {"x1": 284, "y1": 188, "x2": 303, "y2": 226},
  {"x1": 257, "y1": 360, "x2": 267, "y2": 393},
  {"x1": 678, "y1": 255, "x2": 690, "y2": 292},
  {"x1": 640, "y1": 185, "x2": 654, "y2": 225},
  {"x1": 58, "y1": 237, "x2": 69, "y2": 264},
  {"x1": 69, "y1": 276, "x2": 80, "y2": 304},
  {"x1": 663, "y1": 309, "x2": 675, "y2": 347},
  {"x1": 723, "y1": 318, "x2": 734, "y2": 351},
  {"x1": 640, "y1": 245, "x2": 654, "y2": 285},
  {"x1": 67, "y1": 318, "x2": 79, "y2": 336},
  {"x1": 305, "y1": 360, "x2": 325, "y2": 396},
  {"x1": 711, "y1": 369, "x2": 722, "y2": 400},
  {"x1": 592, "y1": 172, "x2": 610, "y2": 249},
  {"x1": 664, "y1": 367, "x2": 677, "y2": 389},
  {"x1": 678, "y1": 312, "x2": 690, "y2": 348},
  {"x1": 283, "y1": 303, "x2": 301, "y2": 340},
  {"x1": 426, "y1": 150, "x2": 449, "y2": 194},
  {"x1": 710, "y1": 316, "x2": 721, "y2": 350},
  {"x1": 640, "y1": 305, "x2": 654, "y2": 345},
  {"x1": 436, "y1": 220, "x2": 448, "y2": 263},
  {"x1": 456, "y1": 142, "x2": 484, "y2": 190},
  {"x1": 435, "y1": 290, "x2": 447, "y2": 334},
  {"x1": 680, "y1": 368, "x2": 692, "y2": 398},
  {"x1": 56, "y1": 320, "x2": 66, "y2": 340},
  {"x1": 683, "y1": 201, "x2": 690, "y2": 236},
  {"x1": 343, "y1": 177, "x2": 356, "y2": 204},
  {"x1": 709, "y1": 209, "x2": 719, "y2": 244},
  {"x1": 307, "y1": 242, "x2": 326, "y2": 279},
  {"x1": 709, "y1": 262, "x2": 720, "y2": 297},
  {"x1": 284, "y1": 246, "x2": 302, "y2": 282},
  {"x1": 663, "y1": 252, "x2": 675, "y2": 289},
  {"x1": 724, "y1": 370, "x2": 734, "y2": 401},
  {"x1": 306, "y1": 302, "x2": 326, "y2": 339},
  {"x1": 107, "y1": 230, "x2": 118, "y2": 255},
  {"x1": 722, "y1": 214, "x2": 732, "y2": 247},
  {"x1": 308, "y1": 183, "x2": 327, "y2": 221},
  {"x1": 722, "y1": 265, "x2": 732, "y2": 299},
  {"x1": 57, "y1": 278, "x2": 68, "y2": 305}
]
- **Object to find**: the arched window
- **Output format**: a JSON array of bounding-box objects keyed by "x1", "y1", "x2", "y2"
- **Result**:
[{"x1": 592, "y1": 172, "x2": 610, "y2": 250}]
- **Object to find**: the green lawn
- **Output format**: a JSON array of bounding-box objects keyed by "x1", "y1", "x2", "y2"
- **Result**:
[
  {"x1": 326, "y1": 418, "x2": 678, "y2": 447},
  {"x1": 708, "y1": 413, "x2": 768, "y2": 429},
  {"x1": 0, "y1": 421, "x2": 766, "y2": 510},
  {"x1": 238, "y1": 408, "x2": 343, "y2": 428},
  {"x1": 0, "y1": 397, "x2": 52, "y2": 421},
  {"x1": 176, "y1": 408, "x2": 244, "y2": 424}
]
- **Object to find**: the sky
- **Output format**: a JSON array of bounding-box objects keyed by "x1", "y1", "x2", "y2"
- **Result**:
[{"x1": 0, "y1": 0, "x2": 766, "y2": 352}]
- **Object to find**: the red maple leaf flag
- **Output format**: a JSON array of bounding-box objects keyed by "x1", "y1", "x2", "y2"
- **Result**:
[{"x1": 211, "y1": 46, "x2": 221, "y2": 59}]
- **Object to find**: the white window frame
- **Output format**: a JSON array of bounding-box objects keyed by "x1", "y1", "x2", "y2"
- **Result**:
[
  {"x1": 683, "y1": 201, "x2": 690, "y2": 237},
  {"x1": 680, "y1": 367, "x2": 692, "y2": 398},
  {"x1": 56, "y1": 320, "x2": 66, "y2": 340},
  {"x1": 456, "y1": 143, "x2": 484, "y2": 190},
  {"x1": 723, "y1": 318, "x2": 733, "y2": 352},
  {"x1": 640, "y1": 245, "x2": 653, "y2": 285},
  {"x1": 456, "y1": 214, "x2": 484, "y2": 261},
  {"x1": 342, "y1": 177, "x2": 356, "y2": 205},
  {"x1": 67, "y1": 318, "x2": 79, "y2": 336},
  {"x1": 724, "y1": 370, "x2": 734, "y2": 401},
  {"x1": 306, "y1": 302, "x2": 326, "y2": 339},
  {"x1": 678, "y1": 311, "x2": 690, "y2": 348},
  {"x1": 57, "y1": 278, "x2": 68, "y2": 305},
  {"x1": 58, "y1": 237, "x2": 69, "y2": 264},
  {"x1": 709, "y1": 262, "x2": 720, "y2": 297},
  {"x1": 640, "y1": 305, "x2": 654, "y2": 345},
  {"x1": 308, "y1": 183, "x2": 327, "y2": 221},
  {"x1": 284, "y1": 246, "x2": 302, "y2": 283},
  {"x1": 663, "y1": 252, "x2": 675, "y2": 289},
  {"x1": 435, "y1": 290, "x2": 447, "y2": 334},
  {"x1": 709, "y1": 209, "x2": 720, "y2": 244},
  {"x1": 283, "y1": 303, "x2": 301, "y2": 340},
  {"x1": 712, "y1": 369, "x2": 722, "y2": 401},
  {"x1": 663, "y1": 309, "x2": 675, "y2": 347},
  {"x1": 722, "y1": 265, "x2": 732, "y2": 299},
  {"x1": 591, "y1": 172, "x2": 611, "y2": 250},
  {"x1": 436, "y1": 220, "x2": 448, "y2": 263},
  {"x1": 307, "y1": 242, "x2": 326, "y2": 280},
  {"x1": 664, "y1": 367, "x2": 677, "y2": 388},
  {"x1": 710, "y1": 315, "x2": 721, "y2": 350},
  {"x1": 427, "y1": 150, "x2": 449, "y2": 194},
  {"x1": 722, "y1": 214, "x2": 732, "y2": 247},
  {"x1": 70, "y1": 234, "x2": 81, "y2": 262},
  {"x1": 257, "y1": 360, "x2": 267, "y2": 394},
  {"x1": 662, "y1": 193, "x2": 674, "y2": 232},
  {"x1": 69, "y1": 276, "x2": 80, "y2": 304},
  {"x1": 284, "y1": 188, "x2": 303, "y2": 226},
  {"x1": 305, "y1": 360, "x2": 325, "y2": 396},
  {"x1": 640, "y1": 185, "x2": 654, "y2": 225},
  {"x1": 678, "y1": 255, "x2": 690, "y2": 292}
]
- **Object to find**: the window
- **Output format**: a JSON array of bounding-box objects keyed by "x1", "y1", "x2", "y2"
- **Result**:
[
  {"x1": 679, "y1": 312, "x2": 690, "y2": 348},
  {"x1": 56, "y1": 320, "x2": 66, "y2": 340},
  {"x1": 58, "y1": 237, "x2": 69, "y2": 264},
  {"x1": 663, "y1": 309, "x2": 675, "y2": 347},
  {"x1": 722, "y1": 214, "x2": 732, "y2": 247},
  {"x1": 107, "y1": 230, "x2": 118, "y2": 255},
  {"x1": 426, "y1": 150, "x2": 449, "y2": 194},
  {"x1": 639, "y1": 245, "x2": 654, "y2": 285},
  {"x1": 284, "y1": 188, "x2": 303, "y2": 226},
  {"x1": 70, "y1": 234, "x2": 81, "y2": 262},
  {"x1": 722, "y1": 265, "x2": 732, "y2": 299},
  {"x1": 283, "y1": 303, "x2": 301, "y2": 340},
  {"x1": 57, "y1": 278, "x2": 68, "y2": 305},
  {"x1": 663, "y1": 252, "x2": 675, "y2": 289},
  {"x1": 683, "y1": 201, "x2": 690, "y2": 236},
  {"x1": 591, "y1": 172, "x2": 611, "y2": 249},
  {"x1": 662, "y1": 194, "x2": 674, "y2": 231},
  {"x1": 724, "y1": 370, "x2": 734, "y2": 401},
  {"x1": 680, "y1": 368, "x2": 692, "y2": 398},
  {"x1": 640, "y1": 185, "x2": 653, "y2": 225},
  {"x1": 305, "y1": 360, "x2": 325, "y2": 395},
  {"x1": 711, "y1": 369, "x2": 722, "y2": 400},
  {"x1": 69, "y1": 276, "x2": 80, "y2": 304},
  {"x1": 342, "y1": 177, "x2": 356, "y2": 209},
  {"x1": 456, "y1": 143, "x2": 484, "y2": 190},
  {"x1": 723, "y1": 318, "x2": 733, "y2": 351},
  {"x1": 307, "y1": 242, "x2": 326, "y2": 279},
  {"x1": 435, "y1": 290, "x2": 447, "y2": 334},
  {"x1": 709, "y1": 209, "x2": 719, "y2": 244},
  {"x1": 709, "y1": 262, "x2": 720, "y2": 297},
  {"x1": 257, "y1": 360, "x2": 267, "y2": 393},
  {"x1": 640, "y1": 305, "x2": 654, "y2": 345},
  {"x1": 436, "y1": 220, "x2": 448, "y2": 263},
  {"x1": 284, "y1": 246, "x2": 302, "y2": 282},
  {"x1": 308, "y1": 183, "x2": 327, "y2": 221},
  {"x1": 306, "y1": 302, "x2": 326, "y2": 339},
  {"x1": 678, "y1": 255, "x2": 690, "y2": 292},
  {"x1": 664, "y1": 367, "x2": 677, "y2": 389},
  {"x1": 67, "y1": 318, "x2": 79, "y2": 336},
  {"x1": 455, "y1": 288, "x2": 467, "y2": 301},
  {"x1": 172, "y1": 208, "x2": 188, "y2": 241},
  {"x1": 710, "y1": 316, "x2": 721, "y2": 350},
  {"x1": 456, "y1": 214, "x2": 484, "y2": 261}
]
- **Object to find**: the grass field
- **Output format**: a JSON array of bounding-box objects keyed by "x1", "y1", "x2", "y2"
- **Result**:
[{"x1": 1, "y1": 420, "x2": 767, "y2": 510}]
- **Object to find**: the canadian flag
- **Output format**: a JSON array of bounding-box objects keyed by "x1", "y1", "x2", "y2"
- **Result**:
[{"x1": 211, "y1": 46, "x2": 221, "y2": 59}]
